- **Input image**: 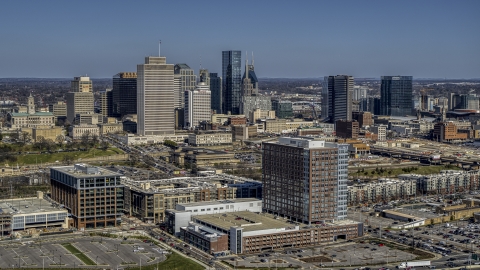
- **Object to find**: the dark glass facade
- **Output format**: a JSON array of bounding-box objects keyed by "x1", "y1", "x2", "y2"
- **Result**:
[
  {"x1": 272, "y1": 100, "x2": 293, "y2": 119},
  {"x1": 322, "y1": 75, "x2": 354, "y2": 123},
  {"x1": 210, "y1": 73, "x2": 222, "y2": 114},
  {"x1": 380, "y1": 76, "x2": 413, "y2": 116},
  {"x1": 222, "y1": 51, "x2": 242, "y2": 115},
  {"x1": 112, "y1": 72, "x2": 137, "y2": 117}
]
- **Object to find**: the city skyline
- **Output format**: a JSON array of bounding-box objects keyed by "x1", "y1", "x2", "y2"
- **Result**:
[{"x1": 0, "y1": 0, "x2": 479, "y2": 79}]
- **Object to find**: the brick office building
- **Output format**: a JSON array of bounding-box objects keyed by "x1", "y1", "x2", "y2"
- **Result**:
[{"x1": 50, "y1": 164, "x2": 124, "y2": 229}]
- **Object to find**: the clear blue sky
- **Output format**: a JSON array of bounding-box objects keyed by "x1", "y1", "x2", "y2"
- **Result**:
[{"x1": 1, "y1": 0, "x2": 479, "y2": 79}]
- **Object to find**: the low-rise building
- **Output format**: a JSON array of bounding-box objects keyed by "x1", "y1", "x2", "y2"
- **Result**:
[
  {"x1": 69, "y1": 125, "x2": 100, "y2": 140},
  {"x1": 399, "y1": 170, "x2": 480, "y2": 195},
  {"x1": 170, "y1": 147, "x2": 240, "y2": 167},
  {"x1": 188, "y1": 131, "x2": 232, "y2": 146},
  {"x1": 370, "y1": 125, "x2": 387, "y2": 141},
  {"x1": 182, "y1": 211, "x2": 361, "y2": 254},
  {"x1": 348, "y1": 179, "x2": 417, "y2": 205},
  {"x1": 0, "y1": 191, "x2": 69, "y2": 235},
  {"x1": 232, "y1": 124, "x2": 257, "y2": 140},
  {"x1": 98, "y1": 123, "x2": 123, "y2": 135},
  {"x1": 165, "y1": 198, "x2": 262, "y2": 235},
  {"x1": 336, "y1": 120, "x2": 359, "y2": 139}
]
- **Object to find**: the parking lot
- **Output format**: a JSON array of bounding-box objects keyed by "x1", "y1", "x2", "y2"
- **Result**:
[{"x1": 0, "y1": 235, "x2": 165, "y2": 268}]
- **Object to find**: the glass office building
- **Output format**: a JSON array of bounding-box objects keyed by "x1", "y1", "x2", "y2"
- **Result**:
[
  {"x1": 380, "y1": 76, "x2": 413, "y2": 116},
  {"x1": 222, "y1": 51, "x2": 242, "y2": 115}
]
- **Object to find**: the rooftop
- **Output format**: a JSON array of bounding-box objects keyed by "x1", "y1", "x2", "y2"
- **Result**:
[
  {"x1": 193, "y1": 211, "x2": 292, "y2": 232},
  {"x1": 0, "y1": 197, "x2": 67, "y2": 215},
  {"x1": 51, "y1": 164, "x2": 122, "y2": 178},
  {"x1": 177, "y1": 198, "x2": 261, "y2": 208}
]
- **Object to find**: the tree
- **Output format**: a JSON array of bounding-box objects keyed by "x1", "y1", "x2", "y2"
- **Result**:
[
  {"x1": 99, "y1": 141, "x2": 109, "y2": 151},
  {"x1": 19, "y1": 131, "x2": 31, "y2": 145},
  {"x1": 34, "y1": 136, "x2": 46, "y2": 150},
  {"x1": 163, "y1": 140, "x2": 178, "y2": 149},
  {"x1": 91, "y1": 134, "x2": 99, "y2": 147},
  {"x1": 80, "y1": 132, "x2": 91, "y2": 149},
  {"x1": 44, "y1": 139, "x2": 55, "y2": 152},
  {"x1": 62, "y1": 154, "x2": 74, "y2": 165},
  {"x1": 55, "y1": 135, "x2": 65, "y2": 146}
]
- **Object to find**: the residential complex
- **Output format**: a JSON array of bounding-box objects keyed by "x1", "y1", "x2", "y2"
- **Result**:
[{"x1": 262, "y1": 137, "x2": 348, "y2": 224}]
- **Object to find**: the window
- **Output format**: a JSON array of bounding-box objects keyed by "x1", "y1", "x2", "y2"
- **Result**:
[{"x1": 201, "y1": 209, "x2": 205, "y2": 212}]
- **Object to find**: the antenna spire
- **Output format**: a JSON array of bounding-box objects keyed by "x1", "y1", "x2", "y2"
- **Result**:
[
  {"x1": 251, "y1": 51, "x2": 254, "y2": 67},
  {"x1": 158, "y1": 40, "x2": 161, "y2": 56}
]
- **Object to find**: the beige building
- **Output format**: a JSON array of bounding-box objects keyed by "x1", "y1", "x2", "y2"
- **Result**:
[
  {"x1": 185, "y1": 82, "x2": 211, "y2": 129},
  {"x1": 249, "y1": 109, "x2": 275, "y2": 122},
  {"x1": 49, "y1": 101, "x2": 67, "y2": 117},
  {"x1": 74, "y1": 113, "x2": 103, "y2": 125},
  {"x1": 31, "y1": 127, "x2": 63, "y2": 142},
  {"x1": 8, "y1": 94, "x2": 55, "y2": 129},
  {"x1": 170, "y1": 147, "x2": 240, "y2": 167},
  {"x1": 66, "y1": 92, "x2": 94, "y2": 124},
  {"x1": 232, "y1": 124, "x2": 258, "y2": 140},
  {"x1": 188, "y1": 131, "x2": 232, "y2": 146},
  {"x1": 257, "y1": 119, "x2": 287, "y2": 133},
  {"x1": 137, "y1": 57, "x2": 175, "y2": 136},
  {"x1": 69, "y1": 125, "x2": 100, "y2": 140},
  {"x1": 211, "y1": 113, "x2": 245, "y2": 125},
  {"x1": 71, "y1": 76, "x2": 92, "y2": 92},
  {"x1": 98, "y1": 123, "x2": 123, "y2": 135}
]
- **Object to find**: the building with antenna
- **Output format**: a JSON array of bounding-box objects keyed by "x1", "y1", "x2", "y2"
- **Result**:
[
  {"x1": 240, "y1": 53, "x2": 271, "y2": 117},
  {"x1": 137, "y1": 57, "x2": 175, "y2": 136},
  {"x1": 222, "y1": 50, "x2": 242, "y2": 115}
]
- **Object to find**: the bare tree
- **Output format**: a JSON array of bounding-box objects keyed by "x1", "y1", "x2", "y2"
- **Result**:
[
  {"x1": 55, "y1": 135, "x2": 65, "y2": 146},
  {"x1": 62, "y1": 154, "x2": 74, "y2": 165},
  {"x1": 19, "y1": 131, "x2": 31, "y2": 145},
  {"x1": 91, "y1": 134, "x2": 99, "y2": 147},
  {"x1": 80, "y1": 132, "x2": 90, "y2": 149}
]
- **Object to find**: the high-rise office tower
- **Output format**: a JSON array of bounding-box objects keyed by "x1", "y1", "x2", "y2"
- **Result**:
[
  {"x1": 184, "y1": 82, "x2": 211, "y2": 129},
  {"x1": 112, "y1": 72, "x2": 137, "y2": 117},
  {"x1": 209, "y1": 73, "x2": 222, "y2": 114},
  {"x1": 380, "y1": 76, "x2": 413, "y2": 116},
  {"x1": 240, "y1": 55, "x2": 270, "y2": 116},
  {"x1": 199, "y1": 69, "x2": 210, "y2": 85},
  {"x1": 137, "y1": 57, "x2": 174, "y2": 136},
  {"x1": 99, "y1": 88, "x2": 113, "y2": 117},
  {"x1": 353, "y1": 86, "x2": 368, "y2": 101},
  {"x1": 222, "y1": 50, "x2": 242, "y2": 114},
  {"x1": 66, "y1": 76, "x2": 94, "y2": 124},
  {"x1": 322, "y1": 75, "x2": 354, "y2": 123},
  {"x1": 449, "y1": 93, "x2": 479, "y2": 111},
  {"x1": 174, "y1": 64, "x2": 196, "y2": 109},
  {"x1": 241, "y1": 54, "x2": 258, "y2": 97},
  {"x1": 71, "y1": 76, "x2": 92, "y2": 93},
  {"x1": 262, "y1": 137, "x2": 348, "y2": 224}
]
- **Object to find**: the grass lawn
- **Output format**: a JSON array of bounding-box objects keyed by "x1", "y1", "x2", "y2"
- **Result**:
[
  {"x1": 350, "y1": 164, "x2": 462, "y2": 178},
  {"x1": 61, "y1": 243, "x2": 96, "y2": 265},
  {"x1": 13, "y1": 148, "x2": 124, "y2": 165},
  {"x1": 128, "y1": 252, "x2": 205, "y2": 270}
]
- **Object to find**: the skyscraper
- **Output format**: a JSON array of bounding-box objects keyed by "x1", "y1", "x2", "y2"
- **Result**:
[
  {"x1": 66, "y1": 76, "x2": 94, "y2": 124},
  {"x1": 222, "y1": 51, "x2": 242, "y2": 114},
  {"x1": 71, "y1": 76, "x2": 92, "y2": 93},
  {"x1": 321, "y1": 75, "x2": 354, "y2": 123},
  {"x1": 241, "y1": 55, "x2": 258, "y2": 97},
  {"x1": 112, "y1": 72, "x2": 137, "y2": 117},
  {"x1": 174, "y1": 64, "x2": 196, "y2": 109},
  {"x1": 184, "y1": 82, "x2": 211, "y2": 129},
  {"x1": 199, "y1": 69, "x2": 210, "y2": 85},
  {"x1": 137, "y1": 57, "x2": 174, "y2": 136},
  {"x1": 380, "y1": 76, "x2": 413, "y2": 116},
  {"x1": 209, "y1": 73, "x2": 222, "y2": 114},
  {"x1": 262, "y1": 137, "x2": 348, "y2": 224},
  {"x1": 99, "y1": 88, "x2": 113, "y2": 117}
]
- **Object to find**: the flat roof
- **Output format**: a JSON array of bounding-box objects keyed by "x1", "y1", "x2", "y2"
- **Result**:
[
  {"x1": 177, "y1": 198, "x2": 261, "y2": 208},
  {"x1": 194, "y1": 211, "x2": 297, "y2": 232},
  {"x1": 51, "y1": 164, "x2": 122, "y2": 178},
  {"x1": 0, "y1": 197, "x2": 67, "y2": 215}
]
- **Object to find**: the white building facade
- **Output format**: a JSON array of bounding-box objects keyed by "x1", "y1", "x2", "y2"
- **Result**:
[{"x1": 185, "y1": 82, "x2": 211, "y2": 129}]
